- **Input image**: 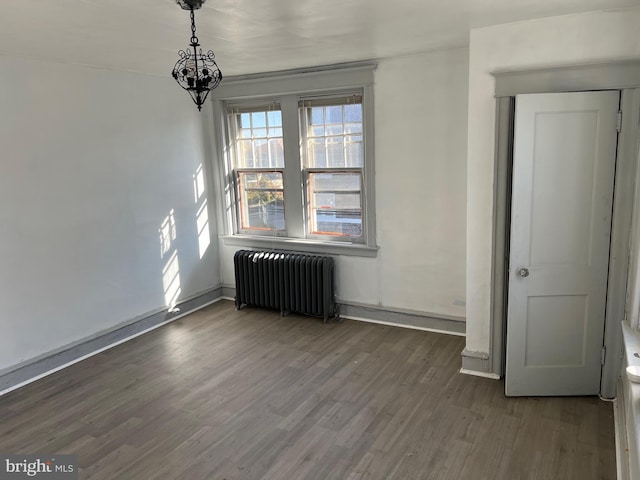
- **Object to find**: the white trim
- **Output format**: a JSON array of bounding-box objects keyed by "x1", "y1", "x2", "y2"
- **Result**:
[
  {"x1": 600, "y1": 88, "x2": 640, "y2": 398},
  {"x1": 625, "y1": 100, "x2": 640, "y2": 331},
  {"x1": 342, "y1": 314, "x2": 465, "y2": 337},
  {"x1": 340, "y1": 299, "x2": 465, "y2": 323},
  {"x1": 211, "y1": 63, "x2": 378, "y2": 254},
  {"x1": 489, "y1": 97, "x2": 514, "y2": 378},
  {"x1": 493, "y1": 60, "x2": 640, "y2": 97},
  {"x1": 615, "y1": 395, "x2": 631, "y2": 480},
  {"x1": 223, "y1": 286, "x2": 464, "y2": 335},
  {"x1": 459, "y1": 368, "x2": 501, "y2": 380},
  {"x1": 211, "y1": 64, "x2": 376, "y2": 100},
  {"x1": 490, "y1": 84, "x2": 640, "y2": 395},
  {"x1": 221, "y1": 235, "x2": 378, "y2": 257},
  {"x1": 621, "y1": 322, "x2": 640, "y2": 479}
]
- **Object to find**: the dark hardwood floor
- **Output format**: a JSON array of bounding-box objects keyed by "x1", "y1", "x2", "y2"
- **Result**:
[{"x1": 0, "y1": 300, "x2": 615, "y2": 479}]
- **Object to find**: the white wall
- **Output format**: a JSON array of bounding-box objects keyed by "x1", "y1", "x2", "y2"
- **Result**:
[
  {"x1": 466, "y1": 7, "x2": 640, "y2": 355},
  {"x1": 220, "y1": 47, "x2": 469, "y2": 318},
  {"x1": 0, "y1": 56, "x2": 220, "y2": 372}
]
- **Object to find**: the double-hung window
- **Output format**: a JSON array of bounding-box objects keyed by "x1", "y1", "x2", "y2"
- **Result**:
[
  {"x1": 300, "y1": 96, "x2": 364, "y2": 238},
  {"x1": 227, "y1": 104, "x2": 286, "y2": 234},
  {"x1": 213, "y1": 65, "x2": 376, "y2": 256}
]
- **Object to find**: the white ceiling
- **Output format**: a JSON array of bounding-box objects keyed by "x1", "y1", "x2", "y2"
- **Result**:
[{"x1": 0, "y1": 0, "x2": 637, "y2": 77}]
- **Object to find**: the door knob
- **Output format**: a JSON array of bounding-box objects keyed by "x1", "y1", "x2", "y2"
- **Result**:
[{"x1": 518, "y1": 267, "x2": 530, "y2": 277}]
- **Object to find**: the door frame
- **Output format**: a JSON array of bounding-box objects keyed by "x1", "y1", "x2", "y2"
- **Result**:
[{"x1": 490, "y1": 62, "x2": 640, "y2": 397}]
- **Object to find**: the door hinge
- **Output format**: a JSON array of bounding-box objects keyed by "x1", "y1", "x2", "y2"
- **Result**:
[
  {"x1": 601, "y1": 346, "x2": 607, "y2": 366},
  {"x1": 617, "y1": 111, "x2": 623, "y2": 132}
]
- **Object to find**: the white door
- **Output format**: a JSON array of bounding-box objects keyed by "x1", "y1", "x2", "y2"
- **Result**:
[{"x1": 505, "y1": 91, "x2": 619, "y2": 396}]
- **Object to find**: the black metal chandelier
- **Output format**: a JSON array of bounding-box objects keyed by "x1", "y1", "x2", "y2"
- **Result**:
[{"x1": 171, "y1": 0, "x2": 222, "y2": 111}]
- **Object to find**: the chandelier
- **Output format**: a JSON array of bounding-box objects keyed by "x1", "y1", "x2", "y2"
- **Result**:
[{"x1": 171, "y1": 0, "x2": 222, "y2": 111}]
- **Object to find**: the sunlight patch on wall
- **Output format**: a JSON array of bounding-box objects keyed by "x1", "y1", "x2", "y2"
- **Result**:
[
  {"x1": 193, "y1": 164, "x2": 206, "y2": 203},
  {"x1": 162, "y1": 250, "x2": 181, "y2": 309},
  {"x1": 159, "y1": 209, "x2": 177, "y2": 258},
  {"x1": 196, "y1": 200, "x2": 210, "y2": 259},
  {"x1": 193, "y1": 164, "x2": 210, "y2": 258}
]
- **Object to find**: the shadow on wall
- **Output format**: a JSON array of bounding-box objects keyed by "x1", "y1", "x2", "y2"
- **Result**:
[{"x1": 160, "y1": 162, "x2": 211, "y2": 311}]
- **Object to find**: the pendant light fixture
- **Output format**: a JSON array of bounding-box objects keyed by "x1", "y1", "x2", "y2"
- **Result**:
[{"x1": 171, "y1": 0, "x2": 222, "y2": 111}]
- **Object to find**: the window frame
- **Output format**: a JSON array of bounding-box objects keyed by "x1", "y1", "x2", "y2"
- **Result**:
[
  {"x1": 210, "y1": 64, "x2": 378, "y2": 257},
  {"x1": 299, "y1": 95, "x2": 366, "y2": 242},
  {"x1": 226, "y1": 102, "x2": 287, "y2": 236}
]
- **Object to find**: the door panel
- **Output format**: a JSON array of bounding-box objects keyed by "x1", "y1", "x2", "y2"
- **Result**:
[{"x1": 505, "y1": 91, "x2": 619, "y2": 396}]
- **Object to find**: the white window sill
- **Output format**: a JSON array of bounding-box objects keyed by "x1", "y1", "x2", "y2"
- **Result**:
[
  {"x1": 221, "y1": 235, "x2": 378, "y2": 258},
  {"x1": 623, "y1": 322, "x2": 640, "y2": 366}
]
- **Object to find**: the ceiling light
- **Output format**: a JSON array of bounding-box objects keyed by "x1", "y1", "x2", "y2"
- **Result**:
[{"x1": 171, "y1": 0, "x2": 222, "y2": 111}]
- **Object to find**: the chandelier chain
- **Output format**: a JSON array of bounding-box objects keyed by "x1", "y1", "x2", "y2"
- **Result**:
[{"x1": 190, "y1": 8, "x2": 199, "y2": 45}]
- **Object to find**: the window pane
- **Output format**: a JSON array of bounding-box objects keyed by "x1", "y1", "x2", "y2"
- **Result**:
[
  {"x1": 312, "y1": 172, "x2": 360, "y2": 190},
  {"x1": 311, "y1": 107, "x2": 324, "y2": 125},
  {"x1": 238, "y1": 139, "x2": 254, "y2": 168},
  {"x1": 326, "y1": 138, "x2": 344, "y2": 167},
  {"x1": 345, "y1": 123, "x2": 362, "y2": 134},
  {"x1": 238, "y1": 172, "x2": 285, "y2": 231},
  {"x1": 344, "y1": 104, "x2": 362, "y2": 123},
  {"x1": 314, "y1": 210, "x2": 362, "y2": 237},
  {"x1": 242, "y1": 172, "x2": 283, "y2": 189},
  {"x1": 252, "y1": 112, "x2": 266, "y2": 128},
  {"x1": 302, "y1": 101, "x2": 363, "y2": 168},
  {"x1": 308, "y1": 172, "x2": 362, "y2": 237},
  {"x1": 326, "y1": 123, "x2": 344, "y2": 136},
  {"x1": 230, "y1": 107, "x2": 284, "y2": 169},
  {"x1": 240, "y1": 113, "x2": 251, "y2": 128},
  {"x1": 310, "y1": 141, "x2": 326, "y2": 168},
  {"x1": 326, "y1": 106, "x2": 342, "y2": 124},
  {"x1": 267, "y1": 110, "x2": 282, "y2": 127},
  {"x1": 314, "y1": 193, "x2": 361, "y2": 209},
  {"x1": 345, "y1": 138, "x2": 363, "y2": 167},
  {"x1": 255, "y1": 139, "x2": 269, "y2": 167},
  {"x1": 269, "y1": 139, "x2": 284, "y2": 166}
]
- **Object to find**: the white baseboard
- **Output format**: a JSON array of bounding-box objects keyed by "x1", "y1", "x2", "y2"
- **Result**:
[
  {"x1": 459, "y1": 368, "x2": 501, "y2": 380},
  {"x1": 343, "y1": 314, "x2": 465, "y2": 337}
]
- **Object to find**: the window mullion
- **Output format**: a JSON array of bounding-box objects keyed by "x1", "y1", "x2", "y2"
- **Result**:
[{"x1": 280, "y1": 95, "x2": 305, "y2": 238}]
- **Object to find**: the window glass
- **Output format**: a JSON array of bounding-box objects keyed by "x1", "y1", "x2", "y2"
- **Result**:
[
  {"x1": 229, "y1": 106, "x2": 285, "y2": 233},
  {"x1": 301, "y1": 98, "x2": 364, "y2": 238},
  {"x1": 237, "y1": 171, "x2": 285, "y2": 231},
  {"x1": 308, "y1": 172, "x2": 362, "y2": 237},
  {"x1": 232, "y1": 109, "x2": 284, "y2": 168}
]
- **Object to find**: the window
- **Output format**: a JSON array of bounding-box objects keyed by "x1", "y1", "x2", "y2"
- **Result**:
[
  {"x1": 301, "y1": 97, "x2": 364, "y2": 238},
  {"x1": 228, "y1": 105, "x2": 285, "y2": 233},
  {"x1": 213, "y1": 65, "x2": 376, "y2": 256}
]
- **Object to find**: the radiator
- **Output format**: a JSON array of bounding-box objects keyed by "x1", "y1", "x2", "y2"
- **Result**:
[{"x1": 233, "y1": 250, "x2": 336, "y2": 323}]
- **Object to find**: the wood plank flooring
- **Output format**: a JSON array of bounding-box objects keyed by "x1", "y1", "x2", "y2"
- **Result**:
[{"x1": 0, "y1": 300, "x2": 615, "y2": 479}]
